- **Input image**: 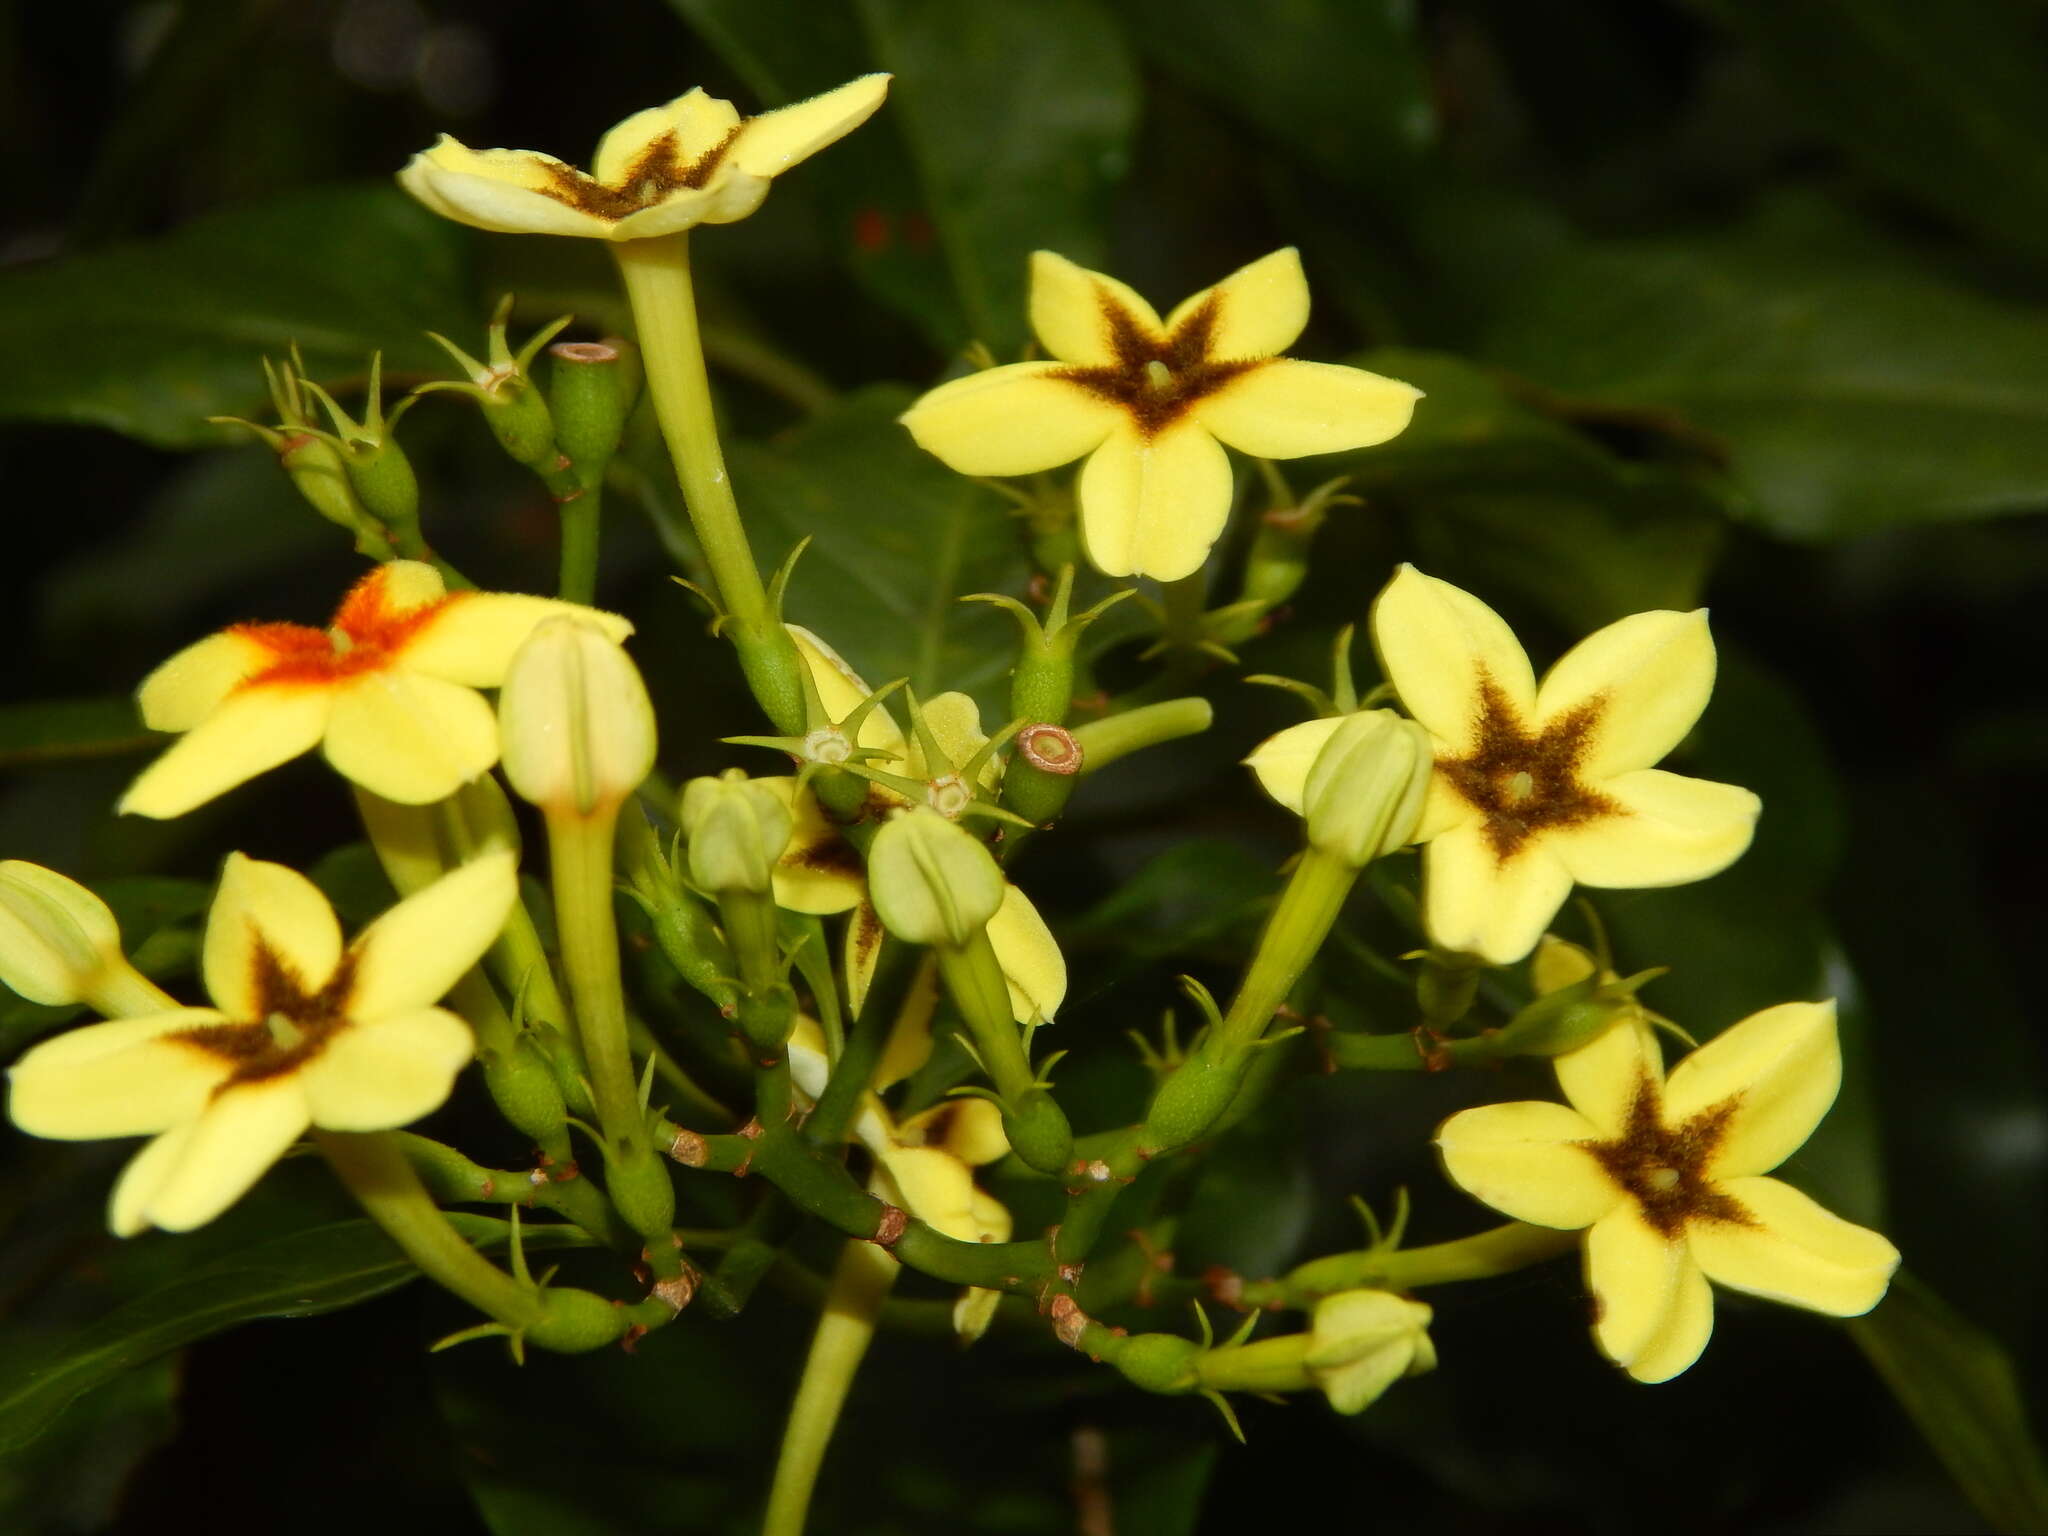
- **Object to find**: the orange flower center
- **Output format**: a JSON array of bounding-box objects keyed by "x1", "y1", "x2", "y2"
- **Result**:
[{"x1": 232, "y1": 568, "x2": 458, "y2": 689}]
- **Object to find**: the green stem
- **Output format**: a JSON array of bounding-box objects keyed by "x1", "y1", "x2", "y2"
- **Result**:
[
  {"x1": 936, "y1": 935, "x2": 1035, "y2": 1104},
  {"x1": 764, "y1": 1241, "x2": 897, "y2": 1536},
  {"x1": 556, "y1": 480, "x2": 602, "y2": 606},
  {"x1": 396, "y1": 1131, "x2": 635, "y2": 1251},
  {"x1": 1239, "y1": 1223, "x2": 1579, "y2": 1309},
  {"x1": 1070, "y1": 698, "x2": 1214, "y2": 775},
  {"x1": 317, "y1": 1129, "x2": 542, "y2": 1326},
  {"x1": 1215, "y1": 848, "x2": 1357, "y2": 1057},
  {"x1": 85, "y1": 961, "x2": 178, "y2": 1019},
  {"x1": 611, "y1": 233, "x2": 805, "y2": 734},
  {"x1": 546, "y1": 810, "x2": 639, "y2": 1144}
]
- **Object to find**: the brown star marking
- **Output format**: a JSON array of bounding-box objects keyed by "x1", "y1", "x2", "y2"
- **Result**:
[
  {"x1": 535, "y1": 127, "x2": 743, "y2": 220},
  {"x1": 1051, "y1": 290, "x2": 1266, "y2": 438},
  {"x1": 1581, "y1": 1074, "x2": 1753, "y2": 1238},
  {"x1": 1436, "y1": 675, "x2": 1619, "y2": 862},
  {"x1": 171, "y1": 931, "x2": 361, "y2": 1089}
]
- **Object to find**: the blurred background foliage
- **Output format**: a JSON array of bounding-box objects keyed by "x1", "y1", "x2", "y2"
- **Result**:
[{"x1": 0, "y1": 1, "x2": 2043, "y2": 1532}]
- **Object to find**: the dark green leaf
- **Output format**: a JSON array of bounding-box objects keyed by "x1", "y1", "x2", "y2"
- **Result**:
[
  {"x1": 853, "y1": 0, "x2": 1140, "y2": 352},
  {"x1": 0, "y1": 184, "x2": 472, "y2": 449},
  {"x1": 1851, "y1": 1272, "x2": 2048, "y2": 1536},
  {"x1": 0, "y1": 1358, "x2": 178, "y2": 1534},
  {"x1": 1122, "y1": 0, "x2": 1432, "y2": 196},
  {"x1": 0, "y1": 698, "x2": 155, "y2": 770},
  {"x1": 729, "y1": 384, "x2": 1034, "y2": 701},
  {"x1": 0, "y1": 1213, "x2": 589, "y2": 1453}
]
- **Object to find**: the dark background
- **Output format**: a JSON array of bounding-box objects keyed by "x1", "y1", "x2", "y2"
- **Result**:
[{"x1": 0, "y1": 2, "x2": 2043, "y2": 1532}]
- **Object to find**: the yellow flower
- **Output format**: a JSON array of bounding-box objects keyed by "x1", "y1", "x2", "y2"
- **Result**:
[
  {"x1": 7, "y1": 852, "x2": 517, "y2": 1235},
  {"x1": 1243, "y1": 706, "x2": 1433, "y2": 867},
  {"x1": 761, "y1": 626, "x2": 1066, "y2": 1027},
  {"x1": 1435, "y1": 994, "x2": 1899, "y2": 1383},
  {"x1": 1370, "y1": 565, "x2": 1761, "y2": 965},
  {"x1": 399, "y1": 76, "x2": 889, "y2": 240},
  {"x1": 121, "y1": 561, "x2": 631, "y2": 818},
  {"x1": 899, "y1": 249, "x2": 1420, "y2": 582}
]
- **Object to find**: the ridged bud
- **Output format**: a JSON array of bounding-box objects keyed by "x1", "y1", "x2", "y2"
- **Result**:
[
  {"x1": 1304, "y1": 1290, "x2": 1435, "y2": 1414},
  {"x1": 0, "y1": 863, "x2": 126, "y2": 1007},
  {"x1": 498, "y1": 618, "x2": 656, "y2": 817},
  {"x1": 1302, "y1": 710, "x2": 1431, "y2": 867},
  {"x1": 868, "y1": 808, "x2": 1004, "y2": 949},
  {"x1": 680, "y1": 770, "x2": 792, "y2": 897}
]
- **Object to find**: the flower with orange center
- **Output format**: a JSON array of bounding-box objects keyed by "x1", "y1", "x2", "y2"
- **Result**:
[
  {"x1": 1367, "y1": 565, "x2": 1761, "y2": 964},
  {"x1": 120, "y1": 561, "x2": 631, "y2": 818},
  {"x1": 7, "y1": 852, "x2": 516, "y2": 1235},
  {"x1": 1435, "y1": 945, "x2": 1898, "y2": 1382},
  {"x1": 899, "y1": 249, "x2": 1420, "y2": 582}
]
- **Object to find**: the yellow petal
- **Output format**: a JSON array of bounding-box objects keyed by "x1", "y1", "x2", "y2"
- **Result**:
[
  {"x1": 139, "y1": 1078, "x2": 310, "y2": 1233},
  {"x1": 1077, "y1": 420, "x2": 1234, "y2": 582},
  {"x1": 300, "y1": 1007, "x2": 475, "y2": 1130},
  {"x1": 322, "y1": 671, "x2": 499, "y2": 805},
  {"x1": 347, "y1": 853, "x2": 519, "y2": 1019},
  {"x1": 610, "y1": 176, "x2": 770, "y2": 238},
  {"x1": 119, "y1": 683, "x2": 333, "y2": 819},
  {"x1": 1664, "y1": 1001, "x2": 1840, "y2": 1180},
  {"x1": 1625, "y1": 1254, "x2": 1715, "y2": 1384},
  {"x1": 1689, "y1": 1176, "x2": 1900, "y2": 1316},
  {"x1": 900, "y1": 1095, "x2": 1011, "y2": 1168},
  {"x1": 953, "y1": 1286, "x2": 1004, "y2": 1346},
  {"x1": 920, "y1": 692, "x2": 992, "y2": 784},
  {"x1": 1412, "y1": 773, "x2": 1478, "y2": 841},
  {"x1": 1434, "y1": 1101, "x2": 1618, "y2": 1229},
  {"x1": 844, "y1": 898, "x2": 886, "y2": 1022},
  {"x1": 135, "y1": 630, "x2": 276, "y2": 732},
  {"x1": 1421, "y1": 820, "x2": 1573, "y2": 966},
  {"x1": 1532, "y1": 935, "x2": 1598, "y2": 995},
  {"x1": 8, "y1": 1010, "x2": 229, "y2": 1138},
  {"x1": 899, "y1": 362, "x2": 1120, "y2": 476},
  {"x1": 1585, "y1": 1205, "x2": 1687, "y2": 1371},
  {"x1": 765, "y1": 778, "x2": 868, "y2": 916},
  {"x1": 373, "y1": 560, "x2": 448, "y2": 615},
  {"x1": 871, "y1": 951, "x2": 938, "y2": 1086},
  {"x1": 967, "y1": 1184, "x2": 1011, "y2": 1242},
  {"x1": 1545, "y1": 770, "x2": 1760, "y2": 889},
  {"x1": 109, "y1": 1119, "x2": 200, "y2": 1237},
  {"x1": 1243, "y1": 716, "x2": 1345, "y2": 816},
  {"x1": 1554, "y1": 1016, "x2": 1664, "y2": 1137},
  {"x1": 988, "y1": 882, "x2": 1066, "y2": 1024},
  {"x1": 1194, "y1": 359, "x2": 1420, "y2": 459},
  {"x1": 593, "y1": 88, "x2": 742, "y2": 181},
  {"x1": 877, "y1": 1145, "x2": 982, "y2": 1241},
  {"x1": 204, "y1": 853, "x2": 343, "y2": 1017},
  {"x1": 1369, "y1": 566, "x2": 1537, "y2": 755},
  {"x1": 399, "y1": 594, "x2": 633, "y2": 688},
  {"x1": 1029, "y1": 250, "x2": 1166, "y2": 365},
  {"x1": 783, "y1": 1015, "x2": 831, "y2": 1103},
  {"x1": 729, "y1": 74, "x2": 891, "y2": 179},
  {"x1": 1164, "y1": 248, "x2": 1310, "y2": 360},
  {"x1": 398, "y1": 138, "x2": 616, "y2": 238},
  {"x1": 1534, "y1": 609, "x2": 1716, "y2": 779},
  {"x1": 787, "y1": 625, "x2": 907, "y2": 755}
]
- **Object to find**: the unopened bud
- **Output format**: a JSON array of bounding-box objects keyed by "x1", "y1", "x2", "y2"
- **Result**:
[
  {"x1": 547, "y1": 340, "x2": 635, "y2": 481},
  {"x1": 1302, "y1": 710, "x2": 1431, "y2": 866},
  {"x1": 867, "y1": 808, "x2": 1004, "y2": 949},
  {"x1": 1107, "y1": 1332, "x2": 1204, "y2": 1394},
  {"x1": 1304, "y1": 1289, "x2": 1435, "y2": 1414},
  {"x1": 680, "y1": 770, "x2": 792, "y2": 896},
  {"x1": 498, "y1": 618, "x2": 656, "y2": 817},
  {"x1": 0, "y1": 863, "x2": 126, "y2": 1007}
]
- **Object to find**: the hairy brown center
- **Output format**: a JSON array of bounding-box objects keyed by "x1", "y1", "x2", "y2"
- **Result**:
[
  {"x1": 1582, "y1": 1074, "x2": 1752, "y2": 1238},
  {"x1": 1436, "y1": 676, "x2": 1617, "y2": 862},
  {"x1": 172, "y1": 937, "x2": 359, "y2": 1088},
  {"x1": 1051, "y1": 290, "x2": 1263, "y2": 437},
  {"x1": 535, "y1": 126, "x2": 742, "y2": 219}
]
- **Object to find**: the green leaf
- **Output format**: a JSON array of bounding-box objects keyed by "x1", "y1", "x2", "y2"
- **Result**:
[
  {"x1": 0, "y1": 1213, "x2": 588, "y2": 1454},
  {"x1": 728, "y1": 384, "x2": 1034, "y2": 700},
  {"x1": 1698, "y1": 0, "x2": 2048, "y2": 263},
  {"x1": 1476, "y1": 196, "x2": 2048, "y2": 540},
  {"x1": 1851, "y1": 1272, "x2": 2048, "y2": 1536},
  {"x1": 0, "y1": 184, "x2": 472, "y2": 449},
  {"x1": 0, "y1": 698, "x2": 155, "y2": 770},
  {"x1": 852, "y1": 0, "x2": 1140, "y2": 353},
  {"x1": 1121, "y1": 0, "x2": 1432, "y2": 196}
]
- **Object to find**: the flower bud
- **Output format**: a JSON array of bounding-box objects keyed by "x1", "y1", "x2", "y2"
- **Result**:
[
  {"x1": 680, "y1": 770, "x2": 793, "y2": 896},
  {"x1": 0, "y1": 862, "x2": 125, "y2": 1006},
  {"x1": 1107, "y1": 1332, "x2": 1205, "y2": 1394},
  {"x1": 498, "y1": 618, "x2": 657, "y2": 817},
  {"x1": 547, "y1": 340, "x2": 636, "y2": 481},
  {"x1": 1302, "y1": 709, "x2": 1431, "y2": 867},
  {"x1": 1304, "y1": 1289, "x2": 1435, "y2": 1414},
  {"x1": 867, "y1": 808, "x2": 1004, "y2": 949}
]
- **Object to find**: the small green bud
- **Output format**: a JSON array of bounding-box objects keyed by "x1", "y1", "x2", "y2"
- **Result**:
[
  {"x1": 868, "y1": 808, "x2": 1004, "y2": 949},
  {"x1": 1240, "y1": 475, "x2": 1357, "y2": 613},
  {"x1": 525, "y1": 1285, "x2": 632, "y2": 1353},
  {"x1": 479, "y1": 1034, "x2": 569, "y2": 1151},
  {"x1": 1302, "y1": 709, "x2": 1431, "y2": 867},
  {"x1": 547, "y1": 340, "x2": 635, "y2": 483},
  {"x1": 603, "y1": 1140, "x2": 677, "y2": 1245},
  {"x1": 278, "y1": 431, "x2": 377, "y2": 539},
  {"x1": 1107, "y1": 1331, "x2": 1204, "y2": 1394},
  {"x1": 1000, "y1": 1089, "x2": 1073, "y2": 1178},
  {"x1": 424, "y1": 300, "x2": 571, "y2": 474},
  {"x1": 1305, "y1": 1289, "x2": 1435, "y2": 1414},
  {"x1": 499, "y1": 619, "x2": 656, "y2": 818},
  {"x1": 1140, "y1": 1050, "x2": 1239, "y2": 1156},
  {"x1": 0, "y1": 862, "x2": 126, "y2": 1007},
  {"x1": 680, "y1": 770, "x2": 792, "y2": 897}
]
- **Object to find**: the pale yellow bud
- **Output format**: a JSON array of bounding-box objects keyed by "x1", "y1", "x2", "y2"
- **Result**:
[
  {"x1": 1302, "y1": 709, "x2": 1432, "y2": 867},
  {"x1": 1305, "y1": 1289, "x2": 1436, "y2": 1414},
  {"x1": 867, "y1": 808, "x2": 1004, "y2": 949},
  {"x1": 498, "y1": 618, "x2": 657, "y2": 816},
  {"x1": 680, "y1": 770, "x2": 793, "y2": 896},
  {"x1": 0, "y1": 862, "x2": 125, "y2": 1007}
]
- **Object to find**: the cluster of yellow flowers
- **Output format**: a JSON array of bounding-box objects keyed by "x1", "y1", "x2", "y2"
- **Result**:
[{"x1": 0, "y1": 68, "x2": 1896, "y2": 1432}]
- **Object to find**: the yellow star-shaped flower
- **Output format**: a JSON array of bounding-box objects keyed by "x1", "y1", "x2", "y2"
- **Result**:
[
  {"x1": 121, "y1": 561, "x2": 631, "y2": 818},
  {"x1": 1435, "y1": 954, "x2": 1898, "y2": 1383},
  {"x1": 7, "y1": 852, "x2": 516, "y2": 1235},
  {"x1": 399, "y1": 76, "x2": 889, "y2": 240},
  {"x1": 899, "y1": 249, "x2": 1421, "y2": 582},
  {"x1": 1369, "y1": 565, "x2": 1761, "y2": 964}
]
